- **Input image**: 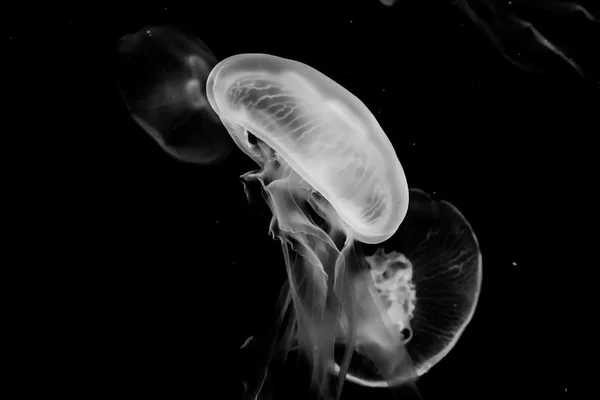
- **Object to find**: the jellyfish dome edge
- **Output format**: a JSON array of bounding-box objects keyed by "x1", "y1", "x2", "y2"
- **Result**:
[{"x1": 206, "y1": 53, "x2": 409, "y2": 244}]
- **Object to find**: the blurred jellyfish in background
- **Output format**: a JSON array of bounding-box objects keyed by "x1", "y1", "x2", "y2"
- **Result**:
[
  {"x1": 450, "y1": 0, "x2": 599, "y2": 79},
  {"x1": 360, "y1": 189, "x2": 482, "y2": 379},
  {"x1": 116, "y1": 26, "x2": 232, "y2": 164},
  {"x1": 381, "y1": 0, "x2": 599, "y2": 79},
  {"x1": 206, "y1": 53, "x2": 482, "y2": 399}
]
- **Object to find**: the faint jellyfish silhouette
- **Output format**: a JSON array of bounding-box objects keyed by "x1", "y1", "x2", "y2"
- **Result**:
[
  {"x1": 116, "y1": 26, "x2": 232, "y2": 164},
  {"x1": 207, "y1": 54, "x2": 482, "y2": 399},
  {"x1": 451, "y1": 0, "x2": 599, "y2": 79},
  {"x1": 337, "y1": 188, "x2": 482, "y2": 385}
]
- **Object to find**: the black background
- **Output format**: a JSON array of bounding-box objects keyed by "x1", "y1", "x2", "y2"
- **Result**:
[{"x1": 106, "y1": 1, "x2": 594, "y2": 398}]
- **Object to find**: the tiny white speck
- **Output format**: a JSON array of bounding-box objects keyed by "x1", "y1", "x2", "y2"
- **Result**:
[
  {"x1": 146, "y1": 30, "x2": 152, "y2": 36},
  {"x1": 512, "y1": 261, "x2": 517, "y2": 266},
  {"x1": 165, "y1": 7, "x2": 168, "y2": 10},
  {"x1": 382, "y1": 88, "x2": 386, "y2": 92},
  {"x1": 216, "y1": 220, "x2": 219, "y2": 224},
  {"x1": 350, "y1": 20, "x2": 353, "y2": 23},
  {"x1": 413, "y1": 142, "x2": 415, "y2": 146},
  {"x1": 508, "y1": 1, "x2": 512, "y2": 4},
  {"x1": 433, "y1": 191, "x2": 436, "y2": 195}
]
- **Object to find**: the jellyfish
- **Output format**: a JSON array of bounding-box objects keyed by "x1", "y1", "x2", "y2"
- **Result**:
[
  {"x1": 451, "y1": 0, "x2": 599, "y2": 79},
  {"x1": 117, "y1": 26, "x2": 483, "y2": 400},
  {"x1": 116, "y1": 25, "x2": 233, "y2": 164},
  {"x1": 348, "y1": 188, "x2": 482, "y2": 381},
  {"x1": 205, "y1": 54, "x2": 482, "y2": 399}
]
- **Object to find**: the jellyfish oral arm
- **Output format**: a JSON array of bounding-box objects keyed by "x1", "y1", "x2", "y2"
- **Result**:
[{"x1": 367, "y1": 253, "x2": 417, "y2": 337}]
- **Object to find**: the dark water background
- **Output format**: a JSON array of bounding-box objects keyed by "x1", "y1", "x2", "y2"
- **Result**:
[{"x1": 105, "y1": 2, "x2": 593, "y2": 398}]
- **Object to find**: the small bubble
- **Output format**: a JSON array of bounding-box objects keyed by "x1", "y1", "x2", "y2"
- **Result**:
[{"x1": 512, "y1": 261, "x2": 517, "y2": 266}]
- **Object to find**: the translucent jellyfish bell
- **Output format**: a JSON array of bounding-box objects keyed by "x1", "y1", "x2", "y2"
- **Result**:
[
  {"x1": 395, "y1": 189, "x2": 482, "y2": 376},
  {"x1": 343, "y1": 188, "x2": 482, "y2": 385},
  {"x1": 206, "y1": 54, "x2": 409, "y2": 244},
  {"x1": 116, "y1": 26, "x2": 232, "y2": 164}
]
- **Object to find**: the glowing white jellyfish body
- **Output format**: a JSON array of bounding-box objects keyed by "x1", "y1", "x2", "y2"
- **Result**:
[
  {"x1": 206, "y1": 54, "x2": 409, "y2": 244},
  {"x1": 206, "y1": 54, "x2": 422, "y2": 399}
]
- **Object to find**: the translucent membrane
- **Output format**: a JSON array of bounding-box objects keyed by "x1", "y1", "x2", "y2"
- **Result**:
[
  {"x1": 116, "y1": 26, "x2": 232, "y2": 164},
  {"x1": 206, "y1": 54, "x2": 409, "y2": 244}
]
